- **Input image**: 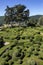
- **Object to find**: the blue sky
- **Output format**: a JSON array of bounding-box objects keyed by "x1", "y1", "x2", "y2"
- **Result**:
[{"x1": 0, "y1": 0, "x2": 43, "y2": 16}]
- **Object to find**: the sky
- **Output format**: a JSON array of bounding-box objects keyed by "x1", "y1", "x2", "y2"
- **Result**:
[{"x1": 0, "y1": 0, "x2": 43, "y2": 16}]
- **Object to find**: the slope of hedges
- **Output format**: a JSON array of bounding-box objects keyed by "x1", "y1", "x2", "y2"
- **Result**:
[{"x1": 0, "y1": 26, "x2": 43, "y2": 65}]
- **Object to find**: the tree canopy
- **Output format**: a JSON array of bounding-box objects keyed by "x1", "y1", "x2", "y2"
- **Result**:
[{"x1": 5, "y1": 4, "x2": 29, "y2": 24}]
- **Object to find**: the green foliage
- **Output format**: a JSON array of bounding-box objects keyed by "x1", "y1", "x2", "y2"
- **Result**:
[
  {"x1": 0, "y1": 27, "x2": 43, "y2": 65},
  {"x1": 27, "y1": 18, "x2": 37, "y2": 27},
  {"x1": 5, "y1": 4, "x2": 29, "y2": 25},
  {"x1": 29, "y1": 59, "x2": 38, "y2": 65},
  {"x1": 33, "y1": 34, "x2": 42, "y2": 44},
  {"x1": 0, "y1": 15, "x2": 43, "y2": 26},
  {"x1": 38, "y1": 16, "x2": 43, "y2": 25}
]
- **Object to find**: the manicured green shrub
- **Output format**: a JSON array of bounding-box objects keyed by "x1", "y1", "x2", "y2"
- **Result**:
[
  {"x1": 36, "y1": 48, "x2": 40, "y2": 51},
  {"x1": 10, "y1": 40, "x2": 18, "y2": 50},
  {"x1": 24, "y1": 49, "x2": 27, "y2": 51},
  {"x1": 1, "y1": 54, "x2": 7, "y2": 58},
  {"x1": 18, "y1": 41, "x2": 24, "y2": 46},
  {"x1": 4, "y1": 62, "x2": 9, "y2": 65},
  {"x1": 5, "y1": 54, "x2": 12, "y2": 62},
  {"x1": 1, "y1": 28, "x2": 6, "y2": 31},
  {"x1": 17, "y1": 46, "x2": 20, "y2": 49},
  {"x1": 15, "y1": 34, "x2": 20, "y2": 40},
  {"x1": 27, "y1": 48, "x2": 32, "y2": 57},
  {"x1": 19, "y1": 60, "x2": 23, "y2": 64},
  {"x1": 29, "y1": 60, "x2": 38, "y2": 65},
  {"x1": 6, "y1": 29, "x2": 9, "y2": 32},
  {"x1": 39, "y1": 55, "x2": 43, "y2": 60},
  {"x1": 0, "y1": 26, "x2": 43, "y2": 65},
  {"x1": 16, "y1": 52, "x2": 21, "y2": 57},
  {"x1": 27, "y1": 53, "x2": 31, "y2": 57},
  {"x1": 22, "y1": 36, "x2": 25, "y2": 39},
  {"x1": 30, "y1": 36, "x2": 34, "y2": 42},
  {"x1": 18, "y1": 48, "x2": 22, "y2": 53},
  {"x1": 5, "y1": 36, "x2": 10, "y2": 39},
  {"x1": 26, "y1": 46, "x2": 29, "y2": 48},
  {"x1": 0, "y1": 61, "x2": 5, "y2": 65},
  {"x1": 18, "y1": 59, "x2": 23, "y2": 64},
  {"x1": 20, "y1": 52, "x2": 25, "y2": 59},
  {"x1": 36, "y1": 32, "x2": 40, "y2": 34},
  {"x1": 33, "y1": 35, "x2": 42, "y2": 44},
  {"x1": 9, "y1": 60, "x2": 14, "y2": 65},
  {"x1": 39, "y1": 57, "x2": 43, "y2": 60},
  {"x1": 33, "y1": 51, "x2": 39, "y2": 56},
  {"x1": 1, "y1": 62, "x2": 9, "y2": 65}
]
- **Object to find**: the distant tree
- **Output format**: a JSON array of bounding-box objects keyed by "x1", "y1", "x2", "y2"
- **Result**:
[
  {"x1": 27, "y1": 18, "x2": 37, "y2": 27},
  {"x1": 5, "y1": 4, "x2": 29, "y2": 25},
  {"x1": 38, "y1": 16, "x2": 43, "y2": 25}
]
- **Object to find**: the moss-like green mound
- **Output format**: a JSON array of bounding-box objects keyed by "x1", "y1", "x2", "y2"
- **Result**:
[{"x1": 0, "y1": 26, "x2": 43, "y2": 65}]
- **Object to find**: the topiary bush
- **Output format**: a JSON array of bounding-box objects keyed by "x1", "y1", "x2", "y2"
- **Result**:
[
  {"x1": 18, "y1": 59, "x2": 23, "y2": 64},
  {"x1": 19, "y1": 60, "x2": 23, "y2": 64},
  {"x1": 20, "y1": 52, "x2": 25, "y2": 59},
  {"x1": 36, "y1": 48, "x2": 40, "y2": 51},
  {"x1": 29, "y1": 59, "x2": 38, "y2": 65},
  {"x1": 1, "y1": 62, "x2": 9, "y2": 65},
  {"x1": 39, "y1": 55, "x2": 43, "y2": 60},
  {"x1": 15, "y1": 34, "x2": 20, "y2": 40},
  {"x1": 21, "y1": 36, "x2": 26, "y2": 39},
  {"x1": 36, "y1": 32, "x2": 40, "y2": 34},
  {"x1": 27, "y1": 53, "x2": 31, "y2": 57},
  {"x1": 30, "y1": 36, "x2": 34, "y2": 42},
  {"x1": 9, "y1": 60, "x2": 14, "y2": 65},
  {"x1": 5, "y1": 54, "x2": 12, "y2": 62},
  {"x1": 33, "y1": 34, "x2": 42, "y2": 44},
  {"x1": 33, "y1": 51, "x2": 39, "y2": 56},
  {"x1": 27, "y1": 49, "x2": 33, "y2": 57}
]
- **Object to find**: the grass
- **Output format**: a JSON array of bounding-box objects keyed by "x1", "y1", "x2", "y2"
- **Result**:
[{"x1": 0, "y1": 26, "x2": 43, "y2": 65}]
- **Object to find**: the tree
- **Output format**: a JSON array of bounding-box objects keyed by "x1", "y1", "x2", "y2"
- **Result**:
[
  {"x1": 5, "y1": 4, "x2": 29, "y2": 25},
  {"x1": 15, "y1": 4, "x2": 26, "y2": 13},
  {"x1": 38, "y1": 16, "x2": 43, "y2": 25},
  {"x1": 5, "y1": 6, "x2": 14, "y2": 24},
  {"x1": 27, "y1": 18, "x2": 37, "y2": 27}
]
